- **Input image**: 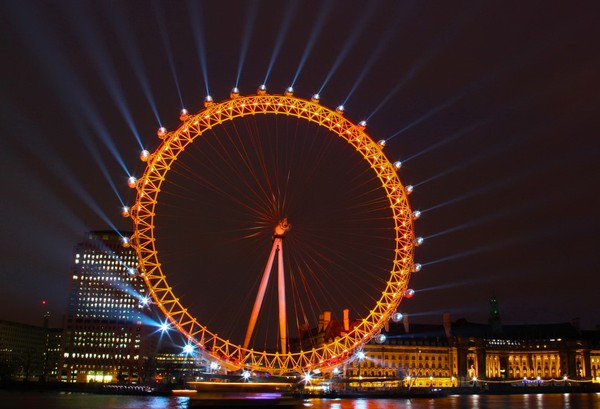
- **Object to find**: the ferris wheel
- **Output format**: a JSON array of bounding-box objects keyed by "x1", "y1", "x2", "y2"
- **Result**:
[{"x1": 123, "y1": 86, "x2": 419, "y2": 376}]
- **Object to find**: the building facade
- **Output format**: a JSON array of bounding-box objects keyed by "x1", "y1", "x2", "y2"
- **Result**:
[
  {"x1": 313, "y1": 304, "x2": 599, "y2": 389},
  {"x1": 341, "y1": 315, "x2": 600, "y2": 389},
  {"x1": 0, "y1": 320, "x2": 62, "y2": 381},
  {"x1": 59, "y1": 230, "x2": 153, "y2": 383},
  {"x1": 344, "y1": 315, "x2": 458, "y2": 389}
]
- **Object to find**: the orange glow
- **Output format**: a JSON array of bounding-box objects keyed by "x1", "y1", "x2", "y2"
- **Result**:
[{"x1": 129, "y1": 92, "x2": 415, "y2": 376}]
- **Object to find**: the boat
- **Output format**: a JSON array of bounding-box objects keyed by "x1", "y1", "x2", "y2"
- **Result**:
[{"x1": 186, "y1": 380, "x2": 302, "y2": 407}]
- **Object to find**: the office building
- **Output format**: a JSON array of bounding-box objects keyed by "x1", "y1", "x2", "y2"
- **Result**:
[
  {"x1": 59, "y1": 230, "x2": 153, "y2": 383},
  {"x1": 0, "y1": 319, "x2": 62, "y2": 381}
]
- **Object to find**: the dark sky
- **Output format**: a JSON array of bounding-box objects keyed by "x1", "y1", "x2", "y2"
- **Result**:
[{"x1": 1, "y1": 0, "x2": 598, "y2": 337}]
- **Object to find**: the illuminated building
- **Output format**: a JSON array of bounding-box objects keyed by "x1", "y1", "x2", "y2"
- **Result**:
[
  {"x1": 345, "y1": 314, "x2": 458, "y2": 389},
  {"x1": 59, "y1": 230, "x2": 152, "y2": 383},
  {"x1": 313, "y1": 299, "x2": 600, "y2": 390},
  {"x1": 0, "y1": 319, "x2": 62, "y2": 381},
  {"x1": 153, "y1": 346, "x2": 209, "y2": 384},
  {"x1": 342, "y1": 316, "x2": 600, "y2": 390}
]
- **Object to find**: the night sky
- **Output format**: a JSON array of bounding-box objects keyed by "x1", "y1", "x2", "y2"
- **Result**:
[{"x1": 1, "y1": 0, "x2": 598, "y2": 337}]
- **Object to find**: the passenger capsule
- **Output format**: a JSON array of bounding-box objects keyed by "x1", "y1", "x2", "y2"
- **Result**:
[
  {"x1": 121, "y1": 236, "x2": 131, "y2": 248},
  {"x1": 414, "y1": 237, "x2": 424, "y2": 246},
  {"x1": 311, "y1": 94, "x2": 320, "y2": 103},
  {"x1": 140, "y1": 150, "x2": 150, "y2": 162},
  {"x1": 405, "y1": 185, "x2": 414, "y2": 195},
  {"x1": 404, "y1": 289, "x2": 415, "y2": 298},
  {"x1": 204, "y1": 95, "x2": 214, "y2": 107},
  {"x1": 284, "y1": 86, "x2": 294, "y2": 96},
  {"x1": 358, "y1": 120, "x2": 367, "y2": 129},
  {"x1": 127, "y1": 176, "x2": 137, "y2": 189},
  {"x1": 121, "y1": 206, "x2": 130, "y2": 218},
  {"x1": 179, "y1": 108, "x2": 189, "y2": 121},
  {"x1": 157, "y1": 127, "x2": 167, "y2": 139},
  {"x1": 376, "y1": 333, "x2": 387, "y2": 344},
  {"x1": 391, "y1": 312, "x2": 404, "y2": 322},
  {"x1": 378, "y1": 139, "x2": 386, "y2": 148},
  {"x1": 412, "y1": 263, "x2": 422, "y2": 273},
  {"x1": 412, "y1": 210, "x2": 421, "y2": 220},
  {"x1": 336, "y1": 105, "x2": 345, "y2": 113},
  {"x1": 394, "y1": 161, "x2": 402, "y2": 169},
  {"x1": 257, "y1": 84, "x2": 267, "y2": 95},
  {"x1": 230, "y1": 87, "x2": 240, "y2": 98}
]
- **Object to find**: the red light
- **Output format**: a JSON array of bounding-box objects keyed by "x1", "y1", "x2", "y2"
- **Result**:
[{"x1": 42, "y1": 300, "x2": 47, "y2": 305}]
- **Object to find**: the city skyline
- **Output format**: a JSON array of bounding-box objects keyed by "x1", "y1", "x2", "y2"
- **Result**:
[{"x1": 1, "y1": 0, "x2": 598, "y2": 333}]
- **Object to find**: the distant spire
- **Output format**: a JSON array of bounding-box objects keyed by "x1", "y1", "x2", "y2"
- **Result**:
[
  {"x1": 489, "y1": 294, "x2": 502, "y2": 333},
  {"x1": 489, "y1": 295, "x2": 500, "y2": 320}
]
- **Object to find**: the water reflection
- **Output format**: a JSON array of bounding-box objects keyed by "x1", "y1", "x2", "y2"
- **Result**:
[
  {"x1": 0, "y1": 392, "x2": 190, "y2": 409},
  {"x1": 1, "y1": 391, "x2": 599, "y2": 409},
  {"x1": 563, "y1": 393, "x2": 571, "y2": 409},
  {"x1": 304, "y1": 394, "x2": 600, "y2": 409}
]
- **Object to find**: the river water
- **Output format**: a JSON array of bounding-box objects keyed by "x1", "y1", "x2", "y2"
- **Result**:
[{"x1": 1, "y1": 391, "x2": 598, "y2": 409}]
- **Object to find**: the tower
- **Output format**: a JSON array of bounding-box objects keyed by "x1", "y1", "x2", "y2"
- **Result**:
[
  {"x1": 59, "y1": 230, "x2": 151, "y2": 383},
  {"x1": 488, "y1": 294, "x2": 502, "y2": 334}
]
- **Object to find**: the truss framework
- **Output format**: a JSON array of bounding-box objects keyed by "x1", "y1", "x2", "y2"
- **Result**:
[{"x1": 126, "y1": 92, "x2": 415, "y2": 375}]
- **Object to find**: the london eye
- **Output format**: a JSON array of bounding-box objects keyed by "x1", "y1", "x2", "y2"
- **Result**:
[{"x1": 123, "y1": 87, "x2": 418, "y2": 376}]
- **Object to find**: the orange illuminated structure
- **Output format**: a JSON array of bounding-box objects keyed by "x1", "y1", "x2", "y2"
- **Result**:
[
  {"x1": 123, "y1": 90, "x2": 417, "y2": 376},
  {"x1": 243, "y1": 219, "x2": 291, "y2": 355}
]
